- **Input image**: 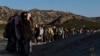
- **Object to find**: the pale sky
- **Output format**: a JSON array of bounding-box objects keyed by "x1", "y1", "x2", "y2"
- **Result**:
[{"x1": 0, "y1": 0, "x2": 100, "y2": 17}]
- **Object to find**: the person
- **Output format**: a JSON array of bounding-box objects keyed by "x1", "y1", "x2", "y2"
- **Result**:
[
  {"x1": 52, "y1": 26, "x2": 57, "y2": 41},
  {"x1": 43, "y1": 27, "x2": 49, "y2": 43},
  {"x1": 39, "y1": 25, "x2": 44, "y2": 43},
  {"x1": 17, "y1": 12, "x2": 33, "y2": 56},
  {"x1": 4, "y1": 13, "x2": 19, "y2": 53},
  {"x1": 34, "y1": 24, "x2": 40, "y2": 43},
  {"x1": 48, "y1": 26, "x2": 54, "y2": 41}
]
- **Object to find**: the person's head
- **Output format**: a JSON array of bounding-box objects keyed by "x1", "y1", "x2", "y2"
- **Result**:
[
  {"x1": 35, "y1": 24, "x2": 39, "y2": 27},
  {"x1": 20, "y1": 11, "x2": 27, "y2": 19},
  {"x1": 20, "y1": 11, "x2": 33, "y2": 21},
  {"x1": 27, "y1": 12, "x2": 31, "y2": 18}
]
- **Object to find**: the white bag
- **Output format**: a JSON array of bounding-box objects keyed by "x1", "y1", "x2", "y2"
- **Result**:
[{"x1": 37, "y1": 36, "x2": 42, "y2": 40}]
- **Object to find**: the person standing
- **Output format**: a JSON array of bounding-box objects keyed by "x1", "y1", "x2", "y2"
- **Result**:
[
  {"x1": 4, "y1": 13, "x2": 19, "y2": 53},
  {"x1": 17, "y1": 12, "x2": 33, "y2": 56}
]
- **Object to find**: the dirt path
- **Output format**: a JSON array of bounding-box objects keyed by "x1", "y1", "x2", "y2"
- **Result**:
[
  {"x1": 0, "y1": 40, "x2": 43, "y2": 56},
  {"x1": 0, "y1": 40, "x2": 16, "y2": 56},
  {"x1": 0, "y1": 32, "x2": 100, "y2": 56}
]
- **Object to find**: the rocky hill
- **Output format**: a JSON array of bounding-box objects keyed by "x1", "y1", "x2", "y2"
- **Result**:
[{"x1": 0, "y1": 6, "x2": 100, "y2": 29}]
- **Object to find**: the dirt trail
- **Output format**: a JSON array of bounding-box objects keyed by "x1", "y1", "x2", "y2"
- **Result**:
[
  {"x1": 0, "y1": 32, "x2": 100, "y2": 56},
  {"x1": 0, "y1": 40, "x2": 16, "y2": 56}
]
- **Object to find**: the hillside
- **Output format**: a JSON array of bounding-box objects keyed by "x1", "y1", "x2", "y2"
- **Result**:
[{"x1": 0, "y1": 6, "x2": 100, "y2": 29}]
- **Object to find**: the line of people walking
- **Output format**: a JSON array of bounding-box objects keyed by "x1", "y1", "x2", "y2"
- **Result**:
[
  {"x1": 33, "y1": 25, "x2": 64, "y2": 43},
  {"x1": 32, "y1": 24, "x2": 98, "y2": 44}
]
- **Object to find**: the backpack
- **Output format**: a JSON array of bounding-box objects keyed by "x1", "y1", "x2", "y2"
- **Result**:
[{"x1": 3, "y1": 17, "x2": 15, "y2": 38}]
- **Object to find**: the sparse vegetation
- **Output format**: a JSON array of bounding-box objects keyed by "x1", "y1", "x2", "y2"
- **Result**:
[
  {"x1": 0, "y1": 6, "x2": 100, "y2": 37},
  {"x1": 0, "y1": 24, "x2": 5, "y2": 37}
]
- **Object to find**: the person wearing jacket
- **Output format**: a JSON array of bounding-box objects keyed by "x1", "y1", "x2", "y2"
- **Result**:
[{"x1": 16, "y1": 12, "x2": 33, "y2": 56}]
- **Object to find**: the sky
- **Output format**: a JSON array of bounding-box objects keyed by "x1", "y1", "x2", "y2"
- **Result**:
[{"x1": 0, "y1": 0, "x2": 100, "y2": 17}]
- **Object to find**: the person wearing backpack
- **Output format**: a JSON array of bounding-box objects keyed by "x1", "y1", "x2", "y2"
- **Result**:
[{"x1": 4, "y1": 13, "x2": 19, "y2": 53}]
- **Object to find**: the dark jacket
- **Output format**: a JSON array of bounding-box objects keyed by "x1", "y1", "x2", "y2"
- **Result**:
[{"x1": 18, "y1": 19, "x2": 32, "y2": 40}]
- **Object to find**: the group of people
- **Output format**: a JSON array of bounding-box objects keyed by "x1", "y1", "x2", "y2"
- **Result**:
[
  {"x1": 3, "y1": 12, "x2": 33, "y2": 56},
  {"x1": 33, "y1": 25, "x2": 98, "y2": 44},
  {"x1": 33, "y1": 25, "x2": 75, "y2": 44},
  {"x1": 33, "y1": 25, "x2": 64, "y2": 43}
]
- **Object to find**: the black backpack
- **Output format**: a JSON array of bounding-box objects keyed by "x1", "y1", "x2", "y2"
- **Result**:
[{"x1": 3, "y1": 18, "x2": 15, "y2": 38}]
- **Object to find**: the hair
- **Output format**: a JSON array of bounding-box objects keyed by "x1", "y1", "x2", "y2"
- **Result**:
[
  {"x1": 19, "y1": 12, "x2": 33, "y2": 40},
  {"x1": 20, "y1": 11, "x2": 27, "y2": 20}
]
